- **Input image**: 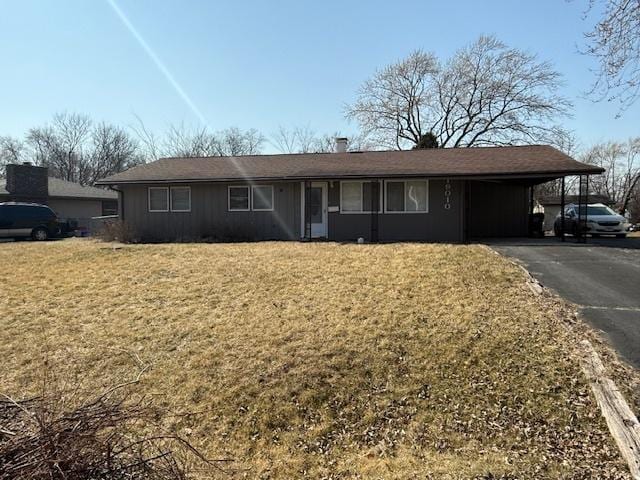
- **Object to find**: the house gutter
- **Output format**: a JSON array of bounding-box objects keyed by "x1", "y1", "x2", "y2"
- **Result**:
[{"x1": 95, "y1": 169, "x2": 605, "y2": 186}]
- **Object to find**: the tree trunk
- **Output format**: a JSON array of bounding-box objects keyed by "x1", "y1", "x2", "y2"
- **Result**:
[{"x1": 619, "y1": 172, "x2": 640, "y2": 215}]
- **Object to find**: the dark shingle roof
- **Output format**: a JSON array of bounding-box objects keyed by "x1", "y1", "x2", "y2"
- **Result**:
[
  {"x1": 0, "y1": 177, "x2": 117, "y2": 200},
  {"x1": 95, "y1": 145, "x2": 604, "y2": 185}
]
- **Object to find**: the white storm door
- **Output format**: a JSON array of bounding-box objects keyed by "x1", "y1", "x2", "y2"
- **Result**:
[{"x1": 309, "y1": 182, "x2": 328, "y2": 238}]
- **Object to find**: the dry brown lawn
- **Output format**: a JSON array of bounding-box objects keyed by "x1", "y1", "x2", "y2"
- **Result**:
[{"x1": 0, "y1": 239, "x2": 633, "y2": 479}]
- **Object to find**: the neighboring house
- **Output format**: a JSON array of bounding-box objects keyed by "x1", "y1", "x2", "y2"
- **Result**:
[
  {"x1": 96, "y1": 142, "x2": 603, "y2": 243},
  {"x1": 0, "y1": 163, "x2": 118, "y2": 229},
  {"x1": 536, "y1": 194, "x2": 615, "y2": 231}
]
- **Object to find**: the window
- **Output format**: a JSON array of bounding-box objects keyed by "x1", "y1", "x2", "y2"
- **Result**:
[
  {"x1": 148, "y1": 187, "x2": 169, "y2": 212},
  {"x1": 228, "y1": 186, "x2": 250, "y2": 211},
  {"x1": 102, "y1": 200, "x2": 118, "y2": 216},
  {"x1": 386, "y1": 182, "x2": 404, "y2": 212},
  {"x1": 385, "y1": 180, "x2": 429, "y2": 213},
  {"x1": 341, "y1": 182, "x2": 361, "y2": 212},
  {"x1": 340, "y1": 181, "x2": 381, "y2": 213},
  {"x1": 252, "y1": 185, "x2": 274, "y2": 211},
  {"x1": 170, "y1": 187, "x2": 191, "y2": 212}
]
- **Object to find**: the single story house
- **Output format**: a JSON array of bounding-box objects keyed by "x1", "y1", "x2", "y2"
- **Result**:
[
  {"x1": 95, "y1": 142, "x2": 603, "y2": 243},
  {"x1": 536, "y1": 194, "x2": 615, "y2": 231},
  {"x1": 1, "y1": 163, "x2": 118, "y2": 229}
]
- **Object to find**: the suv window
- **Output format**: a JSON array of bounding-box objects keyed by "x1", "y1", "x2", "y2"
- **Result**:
[
  {"x1": 1, "y1": 205, "x2": 55, "y2": 221},
  {"x1": 28, "y1": 206, "x2": 55, "y2": 219},
  {"x1": 0, "y1": 205, "x2": 19, "y2": 221}
]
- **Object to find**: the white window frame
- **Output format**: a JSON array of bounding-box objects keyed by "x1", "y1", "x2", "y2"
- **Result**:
[
  {"x1": 228, "y1": 185, "x2": 250, "y2": 212},
  {"x1": 384, "y1": 179, "x2": 429, "y2": 214},
  {"x1": 170, "y1": 186, "x2": 191, "y2": 212},
  {"x1": 148, "y1": 187, "x2": 169, "y2": 212},
  {"x1": 251, "y1": 185, "x2": 274, "y2": 212},
  {"x1": 339, "y1": 180, "x2": 383, "y2": 214}
]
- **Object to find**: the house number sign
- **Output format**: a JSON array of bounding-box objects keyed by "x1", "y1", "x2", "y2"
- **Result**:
[{"x1": 444, "y1": 179, "x2": 451, "y2": 210}]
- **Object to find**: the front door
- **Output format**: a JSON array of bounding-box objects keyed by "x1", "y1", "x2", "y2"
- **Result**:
[{"x1": 309, "y1": 182, "x2": 327, "y2": 238}]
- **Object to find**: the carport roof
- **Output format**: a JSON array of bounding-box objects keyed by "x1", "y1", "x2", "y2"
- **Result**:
[
  {"x1": 96, "y1": 144, "x2": 604, "y2": 185},
  {"x1": 538, "y1": 194, "x2": 614, "y2": 206}
]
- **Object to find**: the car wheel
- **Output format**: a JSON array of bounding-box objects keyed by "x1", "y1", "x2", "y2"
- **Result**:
[
  {"x1": 554, "y1": 226, "x2": 562, "y2": 237},
  {"x1": 32, "y1": 227, "x2": 49, "y2": 241},
  {"x1": 616, "y1": 234, "x2": 626, "y2": 239}
]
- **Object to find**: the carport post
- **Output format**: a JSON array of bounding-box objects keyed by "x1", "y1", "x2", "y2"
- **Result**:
[
  {"x1": 560, "y1": 176, "x2": 565, "y2": 242},
  {"x1": 529, "y1": 185, "x2": 535, "y2": 215},
  {"x1": 584, "y1": 175, "x2": 590, "y2": 244},
  {"x1": 370, "y1": 180, "x2": 379, "y2": 243},
  {"x1": 577, "y1": 175, "x2": 587, "y2": 244},
  {"x1": 304, "y1": 181, "x2": 311, "y2": 240}
]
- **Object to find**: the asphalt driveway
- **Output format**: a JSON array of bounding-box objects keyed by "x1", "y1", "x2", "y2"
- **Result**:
[{"x1": 489, "y1": 236, "x2": 640, "y2": 368}]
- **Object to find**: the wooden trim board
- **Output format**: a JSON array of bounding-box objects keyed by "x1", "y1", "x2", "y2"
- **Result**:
[{"x1": 580, "y1": 339, "x2": 640, "y2": 479}]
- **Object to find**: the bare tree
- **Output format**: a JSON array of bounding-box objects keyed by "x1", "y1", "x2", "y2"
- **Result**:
[
  {"x1": 164, "y1": 123, "x2": 219, "y2": 158},
  {"x1": 581, "y1": 137, "x2": 640, "y2": 213},
  {"x1": 271, "y1": 126, "x2": 298, "y2": 154},
  {"x1": 535, "y1": 132, "x2": 582, "y2": 199},
  {"x1": 580, "y1": 0, "x2": 640, "y2": 113},
  {"x1": 14, "y1": 112, "x2": 143, "y2": 185},
  {"x1": 130, "y1": 113, "x2": 161, "y2": 161},
  {"x1": 4, "y1": 113, "x2": 266, "y2": 182},
  {"x1": 311, "y1": 133, "x2": 340, "y2": 153},
  {"x1": 271, "y1": 126, "x2": 320, "y2": 153},
  {"x1": 0, "y1": 136, "x2": 25, "y2": 174},
  {"x1": 346, "y1": 50, "x2": 439, "y2": 149},
  {"x1": 629, "y1": 186, "x2": 640, "y2": 223},
  {"x1": 270, "y1": 127, "x2": 376, "y2": 153},
  {"x1": 87, "y1": 123, "x2": 142, "y2": 185},
  {"x1": 26, "y1": 113, "x2": 93, "y2": 182},
  {"x1": 346, "y1": 35, "x2": 571, "y2": 149},
  {"x1": 216, "y1": 127, "x2": 264, "y2": 156},
  {"x1": 161, "y1": 124, "x2": 265, "y2": 158}
]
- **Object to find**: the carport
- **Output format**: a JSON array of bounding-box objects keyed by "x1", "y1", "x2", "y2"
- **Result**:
[{"x1": 464, "y1": 171, "x2": 603, "y2": 243}]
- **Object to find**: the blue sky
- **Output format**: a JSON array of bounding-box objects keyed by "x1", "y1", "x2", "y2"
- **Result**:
[{"x1": 0, "y1": 0, "x2": 638, "y2": 153}]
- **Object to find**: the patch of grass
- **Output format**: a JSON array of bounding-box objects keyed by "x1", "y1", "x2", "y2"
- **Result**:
[{"x1": 0, "y1": 240, "x2": 631, "y2": 478}]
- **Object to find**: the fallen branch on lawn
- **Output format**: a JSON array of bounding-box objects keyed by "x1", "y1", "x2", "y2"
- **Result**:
[{"x1": 0, "y1": 366, "x2": 233, "y2": 480}]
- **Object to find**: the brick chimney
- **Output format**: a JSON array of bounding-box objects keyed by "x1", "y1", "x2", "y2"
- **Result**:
[{"x1": 5, "y1": 163, "x2": 49, "y2": 202}]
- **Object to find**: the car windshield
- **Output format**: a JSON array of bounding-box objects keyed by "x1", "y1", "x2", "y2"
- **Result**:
[
  {"x1": 566, "y1": 205, "x2": 615, "y2": 216},
  {"x1": 579, "y1": 206, "x2": 615, "y2": 216}
]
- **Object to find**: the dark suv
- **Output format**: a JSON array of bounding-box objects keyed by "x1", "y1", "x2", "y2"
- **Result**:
[{"x1": 0, "y1": 202, "x2": 61, "y2": 241}]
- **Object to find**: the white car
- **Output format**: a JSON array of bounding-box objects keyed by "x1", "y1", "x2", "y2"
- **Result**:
[{"x1": 554, "y1": 203, "x2": 627, "y2": 238}]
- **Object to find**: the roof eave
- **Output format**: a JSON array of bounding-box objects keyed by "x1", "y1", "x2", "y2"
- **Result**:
[
  {"x1": 48, "y1": 195, "x2": 118, "y2": 201},
  {"x1": 95, "y1": 168, "x2": 605, "y2": 185}
]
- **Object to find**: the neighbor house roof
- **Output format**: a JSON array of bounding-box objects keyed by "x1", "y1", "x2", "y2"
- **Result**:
[
  {"x1": 0, "y1": 177, "x2": 117, "y2": 200},
  {"x1": 95, "y1": 145, "x2": 604, "y2": 185}
]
